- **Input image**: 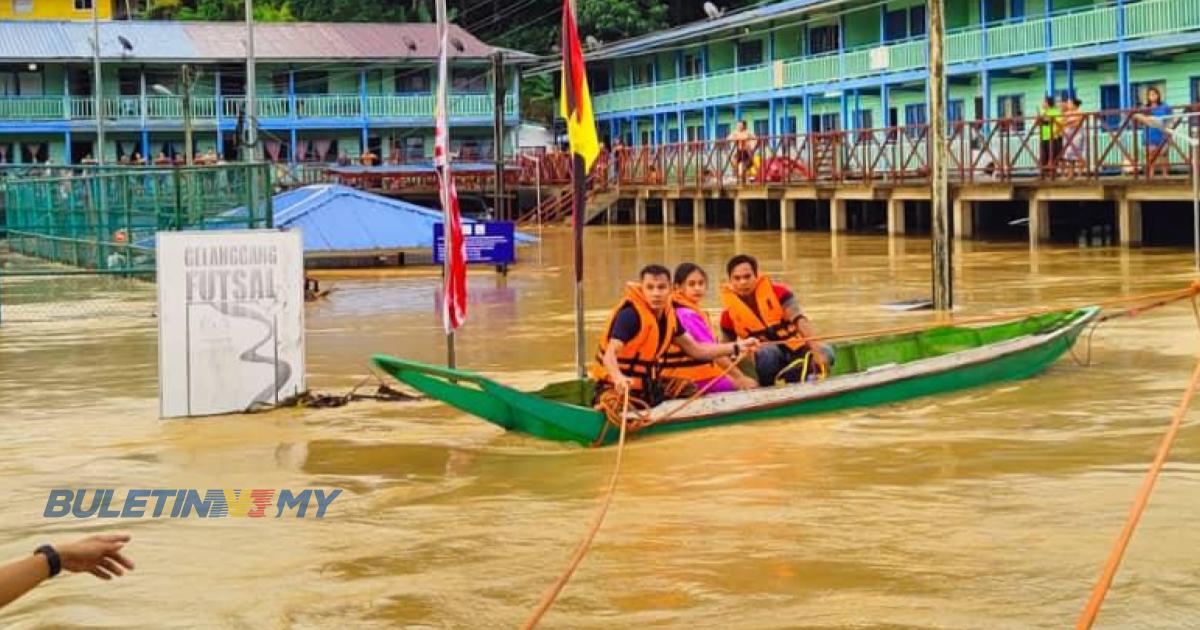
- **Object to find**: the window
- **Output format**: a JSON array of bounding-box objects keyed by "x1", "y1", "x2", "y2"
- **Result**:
[
  {"x1": 294, "y1": 71, "x2": 328, "y2": 95},
  {"x1": 974, "y1": 96, "x2": 985, "y2": 121},
  {"x1": 852, "y1": 110, "x2": 873, "y2": 130},
  {"x1": 905, "y1": 103, "x2": 928, "y2": 138},
  {"x1": 668, "y1": 129, "x2": 680, "y2": 143},
  {"x1": 74, "y1": 0, "x2": 93, "y2": 9},
  {"x1": 783, "y1": 116, "x2": 797, "y2": 134},
  {"x1": 809, "y1": 25, "x2": 840, "y2": 55},
  {"x1": 682, "y1": 55, "x2": 702, "y2": 77},
  {"x1": 753, "y1": 119, "x2": 769, "y2": 137},
  {"x1": 948, "y1": 100, "x2": 965, "y2": 124},
  {"x1": 716, "y1": 123, "x2": 731, "y2": 139},
  {"x1": 737, "y1": 40, "x2": 764, "y2": 68},
  {"x1": 910, "y1": 6, "x2": 927, "y2": 37},
  {"x1": 405, "y1": 136, "x2": 425, "y2": 161},
  {"x1": 1132, "y1": 80, "x2": 1166, "y2": 107},
  {"x1": 396, "y1": 69, "x2": 429, "y2": 93},
  {"x1": 118, "y1": 69, "x2": 140, "y2": 96},
  {"x1": 985, "y1": 0, "x2": 1024, "y2": 23},
  {"x1": 997, "y1": 94, "x2": 1025, "y2": 131},
  {"x1": 885, "y1": 10, "x2": 908, "y2": 42},
  {"x1": 13, "y1": 0, "x2": 34, "y2": 14},
  {"x1": 1191, "y1": 77, "x2": 1200, "y2": 103},
  {"x1": 686, "y1": 125, "x2": 703, "y2": 141},
  {"x1": 452, "y1": 68, "x2": 488, "y2": 93},
  {"x1": 810, "y1": 113, "x2": 840, "y2": 132},
  {"x1": 633, "y1": 62, "x2": 654, "y2": 84}
]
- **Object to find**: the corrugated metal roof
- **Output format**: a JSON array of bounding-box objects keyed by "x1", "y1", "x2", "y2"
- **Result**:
[
  {"x1": 0, "y1": 20, "x2": 531, "y2": 62},
  {"x1": 273, "y1": 184, "x2": 533, "y2": 253}
]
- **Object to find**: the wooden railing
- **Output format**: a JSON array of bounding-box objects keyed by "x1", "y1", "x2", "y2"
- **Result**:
[{"x1": 516, "y1": 107, "x2": 1199, "y2": 189}]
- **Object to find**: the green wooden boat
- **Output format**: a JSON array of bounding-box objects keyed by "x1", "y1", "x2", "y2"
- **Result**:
[{"x1": 373, "y1": 307, "x2": 1098, "y2": 447}]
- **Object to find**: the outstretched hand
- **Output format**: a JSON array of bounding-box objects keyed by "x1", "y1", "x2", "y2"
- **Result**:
[{"x1": 57, "y1": 534, "x2": 135, "y2": 580}]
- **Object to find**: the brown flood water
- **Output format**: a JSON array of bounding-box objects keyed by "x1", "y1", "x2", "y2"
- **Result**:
[{"x1": 2, "y1": 226, "x2": 1199, "y2": 629}]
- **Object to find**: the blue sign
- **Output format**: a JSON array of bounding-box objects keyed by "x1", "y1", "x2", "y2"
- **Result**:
[{"x1": 434, "y1": 221, "x2": 516, "y2": 265}]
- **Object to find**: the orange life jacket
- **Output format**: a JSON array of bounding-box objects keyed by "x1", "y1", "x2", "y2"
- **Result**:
[
  {"x1": 719, "y1": 274, "x2": 805, "y2": 351},
  {"x1": 590, "y1": 284, "x2": 678, "y2": 395},
  {"x1": 660, "y1": 292, "x2": 727, "y2": 383}
]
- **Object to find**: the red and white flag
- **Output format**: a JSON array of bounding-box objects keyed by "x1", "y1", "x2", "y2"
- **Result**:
[{"x1": 434, "y1": 1, "x2": 466, "y2": 333}]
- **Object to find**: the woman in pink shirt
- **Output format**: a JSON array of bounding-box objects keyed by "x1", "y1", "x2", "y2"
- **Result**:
[{"x1": 661, "y1": 263, "x2": 758, "y2": 394}]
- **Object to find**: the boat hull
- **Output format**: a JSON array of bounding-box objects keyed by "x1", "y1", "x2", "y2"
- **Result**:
[{"x1": 373, "y1": 307, "x2": 1097, "y2": 446}]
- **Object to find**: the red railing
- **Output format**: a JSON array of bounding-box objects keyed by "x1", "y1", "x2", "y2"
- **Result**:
[{"x1": 515, "y1": 106, "x2": 1198, "y2": 189}]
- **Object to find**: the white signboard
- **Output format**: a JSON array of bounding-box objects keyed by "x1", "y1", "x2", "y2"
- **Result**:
[
  {"x1": 157, "y1": 230, "x2": 305, "y2": 418},
  {"x1": 869, "y1": 46, "x2": 890, "y2": 72}
]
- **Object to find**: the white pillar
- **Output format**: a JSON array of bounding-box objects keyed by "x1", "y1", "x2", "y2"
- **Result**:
[
  {"x1": 1118, "y1": 198, "x2": 1143, "y2": 246},
  {"x1": 664, "y1": 198, "x2": 677, "y2": 226},
  {"x1": 693, "y1": 197, "x2": 706, "y2": 228},
  {"x1": 634, "y1": 196, "x2": 647, "y2": 225},
  {"x1": 1029, "y1": 199, "x2": 1050, "y2": 246},
  {"x1": 887, "y1": 197, "x2": 906, "y2": 235},
  {"x1": 830, "y1": 198, "x2": 847, "y2": 233},
  {"x1": 734, "y1": 197, "x2": 748, "y2": 231},
  {"x1": 953, "y1": 197, "x2": 973, "y2": 239},
  {"x1": 780, "y1": 199, "x2": 796, "y2": 231}
]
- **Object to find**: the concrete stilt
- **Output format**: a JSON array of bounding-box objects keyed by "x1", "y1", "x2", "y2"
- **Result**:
[
  {"x1": 692, "y1": 197, "x2": 706, "y2": 228},
  {"x1": 952, "y1": 198, "x2": 973, "y2": 239},
  {"x1": 733, "y1": 197, "x2": 748, "y2": 231},
  {"x1": 634, "y1": 196, "x2": 647, "y2": 225},
  {"x1": 1118, "y1": 198, "x2": 1143, "y2": 246},
  {"x1": 886, "y1": 197, "x2": 906, "y2": 235},
  {"x1": 663, "y1": 198, "x2": 677, "y2": 226},
  {"x1": 830, "y1": 198, "x2": 848, "y2": 233},
  {"x1": 780, "y1": 199, "x2": 796, "y2": 231},
  {"x1": 1028, "y1": 199, "x2": 1050, "y2": 246}
]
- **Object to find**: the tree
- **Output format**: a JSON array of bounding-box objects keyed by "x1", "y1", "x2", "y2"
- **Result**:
[{"x1": 577, "y1": 0, "x2": 668, "y2": 44}]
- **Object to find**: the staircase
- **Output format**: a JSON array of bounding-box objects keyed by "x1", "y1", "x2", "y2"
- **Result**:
[{"x1": 517, "y1": 170, "x2": 619, "y2": 226}]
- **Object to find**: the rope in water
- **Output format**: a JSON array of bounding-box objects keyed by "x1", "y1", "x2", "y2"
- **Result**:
[
  {"x1": 522, "y1": 282, "x2": 1200, "y2": 628},
  {"x1": 1076, "y1": 295, "x2": 1200, "y2": 629},
  {"x1": 520, "y1": 389, "x2": 636, "y2": 630}
]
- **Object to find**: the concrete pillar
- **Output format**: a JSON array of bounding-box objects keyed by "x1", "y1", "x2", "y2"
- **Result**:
[
  {"x1": 830, "y1": 198, "x2": 848, "y2": 233},
  {"x1": 663, "y1": 198, "x2": 677, "y2": 225},
  {"x1": 1029, "y1": 199, "x2": 1050, "y2": 246},
  {"x1": 1118, "y1": 198, "x2": 1143, "y2": 246},
  {"x1": 634, "y1": 196, "x2": 647, "y2": 225},
  {"x1": 886, "y1": 198, "x2": 906, "y2": 235},
  {"x1": 952, "y1": 198, "x2": 974, "y2": 239},
  {"x1": 693, "y1": 197, "x2": 706, "y2": 228},
  {"x1": 780, "y1": 199, "x2": 796, "y2": 231},
  {"x1": 734, "y1": 197, "x2": 748, "y2": 231}
]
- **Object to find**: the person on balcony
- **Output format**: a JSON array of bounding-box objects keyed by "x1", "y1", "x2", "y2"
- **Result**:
[
  {"x1": 1062, "y1": 97, "x2": 1087, "y2": 179},
  {"x1": 1138, "y1": 87, "x2": 1172, "y2": 178},
  {"x1": 728, "y1": 120, "x2": 757, "y2": 183},
  {"x1": 1037, "y1": 95, "x2": 1064, "y2": 179},
  {"x1": 661, "y1": 263, "x2": 759, "y2": 394},
  {"x1": 719, "y1": 254, "x2": 834, "y2": 387},
  {"x1": 360, "y1": 148, "x2": 379, "y2": 167}
]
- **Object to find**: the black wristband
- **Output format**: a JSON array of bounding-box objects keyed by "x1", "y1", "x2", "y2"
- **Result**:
[
  {"x1": 731, "y1": 341, "x2": 741, "y2": 359},
  {"x1": 35, "y1": 544, "x2": 61, "y2": 578}
]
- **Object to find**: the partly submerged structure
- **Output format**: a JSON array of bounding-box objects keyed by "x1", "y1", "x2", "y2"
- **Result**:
[{"x1": 273, "y1": 184, "x2": 533, "y2": 266}]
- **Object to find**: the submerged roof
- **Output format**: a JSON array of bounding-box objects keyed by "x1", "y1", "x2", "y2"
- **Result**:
[
  {"x1": 0, "y1": 20, "x2": 533, "y2": 63},
  {"x1": 272, "y1": 184, "x2": 533, "y2": 253}
]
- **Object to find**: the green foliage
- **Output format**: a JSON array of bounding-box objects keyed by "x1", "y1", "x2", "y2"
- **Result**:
[
  {"x1": 521, "y1": 75, "x2": 556, "y2": 125},
  {"x1": 578, "y1": 0, "x2": 668, "y2": 44}
]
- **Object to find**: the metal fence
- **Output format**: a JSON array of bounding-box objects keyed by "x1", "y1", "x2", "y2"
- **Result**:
[{"x1": 0, "y1": 163, "x2": 272, "y2": 324}]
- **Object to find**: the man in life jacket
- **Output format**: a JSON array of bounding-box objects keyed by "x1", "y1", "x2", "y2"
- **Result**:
[
  {"x1": 592, "y1": 264, "x2": 761, "y2": 406},
  {"x1": 718, "y1": 254, "x2": 834, "y2": 386}
]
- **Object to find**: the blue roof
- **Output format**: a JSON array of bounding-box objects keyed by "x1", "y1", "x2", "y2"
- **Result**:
[{"x1": 272, "y1": 184, "x2": 534, "y2": 253}]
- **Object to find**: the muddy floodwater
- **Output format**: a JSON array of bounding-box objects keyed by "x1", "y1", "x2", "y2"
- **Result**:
[{"x1": 2, "y1": 226, "x2": 1199, "y2": 629}]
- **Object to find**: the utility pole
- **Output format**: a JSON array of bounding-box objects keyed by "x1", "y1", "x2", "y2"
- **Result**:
[
  {"x1": 244, "y1": 0, "x2": 257, "y2": 162},
  {"x1": 492, "y1": 51, "x2": 506, "y2": 220},
  {"x1": 91, "y1": 1, "x2": 104, "y2": 165},
  {"x1": 182, "y1": 65, "x2": 194, "y2": 166},
  {"x1": 929, "y1": 0, "x2": 953, "y2": 310}
]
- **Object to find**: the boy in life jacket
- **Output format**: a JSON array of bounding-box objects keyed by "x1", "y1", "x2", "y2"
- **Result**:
[
  {"x1": 718, "y1": 254, "x2": 835, "y2": 386},
  {"x1": 592, "y1": 264, "x2": 761, "y2": 406}
]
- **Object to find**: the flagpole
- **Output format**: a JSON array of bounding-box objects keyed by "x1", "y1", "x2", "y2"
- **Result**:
[
  {"x1": 436, "y1": 0, "x2": 456, "y2": 368},
  {"x1": 567, "y1": 0, "x2": 586, "y2": 378}
]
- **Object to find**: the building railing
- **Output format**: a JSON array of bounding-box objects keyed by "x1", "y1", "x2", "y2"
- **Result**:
[
  {"x1": 516, "y1": 107, "x2": 1199, "y2": 189},
  {"x1": 593, "y1": 0, "x2": 1200, "y2": 114},
  {"x1": 0, "y1": 92, "x2": 518, "y2": 123}
]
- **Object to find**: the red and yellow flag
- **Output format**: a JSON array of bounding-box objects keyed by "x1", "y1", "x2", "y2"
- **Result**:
[{"x1": 560, "y1": 0, "x2": 600, "y2": 171}]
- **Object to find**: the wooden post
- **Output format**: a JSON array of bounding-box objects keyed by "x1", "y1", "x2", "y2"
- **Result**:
[
  {"x1": 733, "y1": 196, "x2": 747, "y2": 231},
  {"x1": 929, "y1": 0, "x2": 953, "y2": 310},
  {"x1": 887, "y1": 197, "x2": 906, "y2": 235},
  {"x1": 829, "y1": 198, "x2": 847, "y2": 233},
  {"x1": 663, "y1": 198, "x2": 676, "y2": 225},
  {"x1": 492, "y1": 51, "x2": 506, "y2": 221},
  {"x1": 1118, "y1": 197, "x2": 1142, "y2": 246},
  {"x1": 693, "y1": 196, "x2": 706, "y2": 228},
  {"x1": 780, "y1": 199, "x2": 796, "y2": 231},
  {"x1": 952, "y1": 197, "x2": 973, "y2": 239}
]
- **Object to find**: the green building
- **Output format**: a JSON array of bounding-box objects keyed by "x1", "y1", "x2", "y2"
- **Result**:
[{"x1": 0, "y1": 20, "x2": 523, "y2": 165}]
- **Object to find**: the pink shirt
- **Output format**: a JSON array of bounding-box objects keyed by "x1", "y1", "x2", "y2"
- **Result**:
[{"x1": 674, "y1": 306, "x2": 737, "y2": 394}]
